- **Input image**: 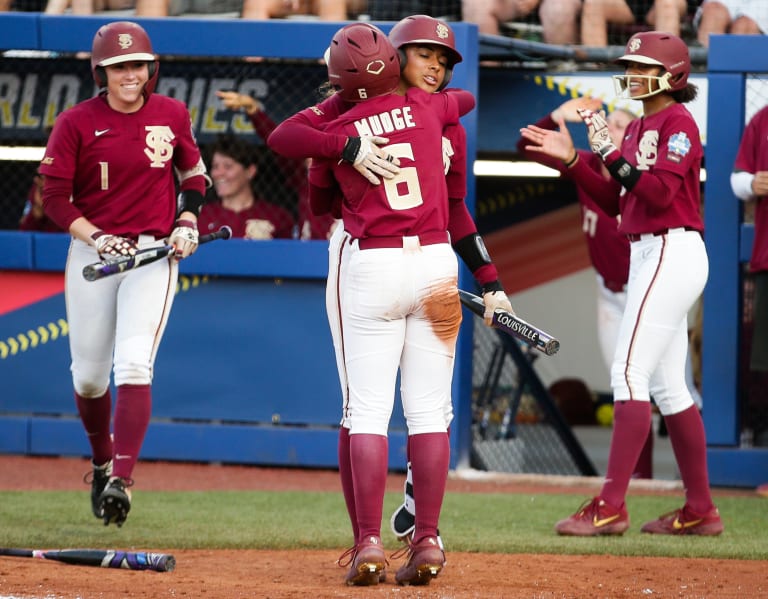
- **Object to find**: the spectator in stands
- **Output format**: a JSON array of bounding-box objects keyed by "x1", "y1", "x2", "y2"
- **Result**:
[
  {"x1": 199, "y1": 133, "x2": 296, "y2": 240},
  {"x1": 695, "y1": 1, "x2": 767, "y2": 48},
  {"x1": 581, "y1": 0, "x2": 691, "y2": 47},
  {"x1": 18, "y1": 172, "x2": 64, "y2": 232},
  {"x1": 0, "y1": 0, "x2": 46, "y2": 10},
  {"x1": 216, "y1": 89, "x2": 335, "y2": 239},
  {"x1": 365, "y1": 0, "x2": 462, "y2": 21},
  {"x1": 240, "y1": 0, "x2": 365, "y2": 20},
  {"x1": 462, "y1": 0, "x2": 582, "y2": 45},
  {"x1": 44, "y1": 0, "x2": 133, "y2": 14}
]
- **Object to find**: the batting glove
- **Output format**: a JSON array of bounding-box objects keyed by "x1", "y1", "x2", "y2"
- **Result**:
[
  {"x1": 92, "y1": 231, "x2": 138, "y2": 261},
  {"x1": 169, "y1": 219, "x2": 198, "y2": 260},
  {"x1": 341, "y1": 136, "x2": 400, "y2": 185},
  {"x1": 577, "y1": 108, "x2": 617, "y2": 161},
  {"x1": 482, "y1": 290, "x2": 515, "y2": 327}
]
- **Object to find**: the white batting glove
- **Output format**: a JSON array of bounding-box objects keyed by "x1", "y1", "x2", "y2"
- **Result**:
[
  {"x1": 341, "y1": 136, "x2": 400, "y2": 185},
  {"x1": 169, "y1": 219, "x2": 198, "y2": 260},
  {"x1": 441, "y1": 136, "x2": 454, "y2": 175},
  {"x1": 245, "y1": 218, "x2": 275, "y2": 240},
  {"x1": 482, "y1": 290, "x2": 515, "y2": 327},
  {"x1": 92, "y1": 231, "x2": 138, "y2": 261},
  {"x1": 577, "y1": 108, "x2": 617, "y2": 161}
]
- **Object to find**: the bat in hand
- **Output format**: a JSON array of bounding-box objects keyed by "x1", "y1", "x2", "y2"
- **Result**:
[
  {"x1": 0, "y1": 547, "x2": 175, "y2": 572},
  {"x1": 82, "y1": 226, "x2": 232, "y2": 282},
  {"x1": 458, "y1": 289, "x2": 561, "y2": 356}
]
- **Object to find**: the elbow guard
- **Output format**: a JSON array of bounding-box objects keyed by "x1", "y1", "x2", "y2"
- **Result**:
[
  {"x1": 453, "y1": 233, "x2": 492, "y2": 272},
  {"x1": 177, "y1": 189, "x2": 206, "y2": 217}
]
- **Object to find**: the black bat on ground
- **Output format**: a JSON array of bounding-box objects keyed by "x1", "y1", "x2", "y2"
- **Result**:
[
  {"x1": 0, "y1": 548, "x2": 175, "y2": 572},
  {"x1": 82, "y1": 226, "x2": 232, "y2": 281},
  {"x1": 458, "y1": 289, "x2": 561, "y2": 356}
]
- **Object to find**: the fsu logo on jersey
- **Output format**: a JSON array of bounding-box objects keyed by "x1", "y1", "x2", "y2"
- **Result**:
[
  {"x1": 117, "y1": 33, "x2": 134, "y2": 50},
  {"x1": 635, "y1": 130, "x2": 658, "y2": 171},
  {"x1": 144, "y1": 125, "x2": 175, "y2": 168}
]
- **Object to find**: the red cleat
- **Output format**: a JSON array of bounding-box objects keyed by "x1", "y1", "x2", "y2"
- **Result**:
[
  {"x1": 555, "y1": 497, "x2": 630, "y2": 536},
  {"x1": 640, "y1": 504, "x2": 723, "y2": 535}
]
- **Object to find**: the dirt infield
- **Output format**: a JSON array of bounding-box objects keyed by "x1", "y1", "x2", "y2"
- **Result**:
[{"x1": 0, "y1": 456, "x2": 764, "y2": 599}]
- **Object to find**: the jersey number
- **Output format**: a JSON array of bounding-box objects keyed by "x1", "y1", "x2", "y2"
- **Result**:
[
  {"x1": 382, "y1": 143, "x2": 423, "y2": 210},
  {"x1": 99, "y1": 162, "x2": 109, "y2": 191}
]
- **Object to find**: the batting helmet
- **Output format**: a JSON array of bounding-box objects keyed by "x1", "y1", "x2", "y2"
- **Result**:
[
  {"x1": 388, "y1": 14, "x2": 462, "y2": 91},
  {"x1": 328, "y1": 23, "x2": 400, "y2": 103},
  {"x1": 91, "y1": 21, "x2": 159, "y2": 96},
  {"x1": 612, "y1": 31, "x2": 690, "y2": 99}
]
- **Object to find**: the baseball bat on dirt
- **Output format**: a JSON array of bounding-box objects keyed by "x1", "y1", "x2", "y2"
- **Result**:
[
  {"x1": 458, "y1": 289, "x2": 561, "y2": 356},
  {"x1": 0, "y1": 548, "x2": 175, "y2": 572},
  {"x1": 82, "y1": 225, "x2": 232, "y2": 282}
]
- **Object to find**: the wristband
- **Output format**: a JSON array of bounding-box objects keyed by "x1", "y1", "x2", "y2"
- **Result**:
[
  {"x1": 606, "y1": 156, "x2": 642, "y2": 190},
  {"x1": 481, "y1": 280, "x2": 503, "y2": 294},
  {"x1": 564, "y1": 152, "x2": 578, "y2": 168},
  {"x1": 176, "y1": 190, "x2": 206, "y2": 217},
  {"x1": 453, "y1": 233, "x2": 492, "y2": 272},
  {"x1": 341, "y1": 137, "x2": 362, "y2": 163},
  {"x1": 90, "y1": 229, "x2": 105, "y2": 242}
]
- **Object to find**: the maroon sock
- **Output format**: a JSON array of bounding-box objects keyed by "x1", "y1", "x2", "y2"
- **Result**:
[
  {"x1": 111, "y1": 384, "x2": 151, "y2": 480},
  {"x1": 601, "y1": 400, "x2": 652, "y2": 508},
  {"x1": 75, "y1": 389, "x2": 113, "y2": 466},
  {"x1": 409, "y1": 432, "x2": 450, "y2": 544},
  {"x1": 337, "y1": 427, "x2": 358, "y2": 542},
  {"x1": 350, "y1": 433, "x2": 387, "y2": 541},
  {"x1": 664, "y1": 405, "x2": 715, "y2": 514},
  {"x1": 632, "y1": 423, "x2": 654, "y2": 479}
]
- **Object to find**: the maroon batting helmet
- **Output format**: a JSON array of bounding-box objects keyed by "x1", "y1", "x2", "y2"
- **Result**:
[
  {"x1": 388, "y1": 15, "x2": 462, "y2": 91},
  {"x1": 327, "y1": 23, "x2": 400, "y2": 103},
  {"x1": 91, "y1": 21, "x2": 159, "y2": 96},
  {"x1": 613, "y1": 31, "x2": 690, "y2": 99}
]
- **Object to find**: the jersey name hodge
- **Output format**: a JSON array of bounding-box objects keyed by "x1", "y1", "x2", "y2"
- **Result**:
[{"x1": 354, "y1": 107, "x2": 416, "y2": 137}]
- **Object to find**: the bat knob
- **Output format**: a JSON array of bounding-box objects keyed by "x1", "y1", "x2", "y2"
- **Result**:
[{"x1": 219, "y1": 225, "x2": 232, "y2": 240}]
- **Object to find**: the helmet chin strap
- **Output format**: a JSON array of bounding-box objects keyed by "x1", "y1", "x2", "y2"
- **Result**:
[{"x1": 611, "y1": 72, "x2": 672, "y2": 100}]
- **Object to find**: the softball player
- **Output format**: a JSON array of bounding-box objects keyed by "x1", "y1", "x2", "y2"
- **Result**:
[
  {"x1": 310, "y1": 22, "x2": 462, "y2": 585},
  {"x1": 521, "y1": 31, "x2": 722, "y2": 536},
  {"x1": 268, "y1": 16, "x2": 512, "y2": 578},
  {"x1": 39, "y1": 21, "x2": 209, "y2": 527}
]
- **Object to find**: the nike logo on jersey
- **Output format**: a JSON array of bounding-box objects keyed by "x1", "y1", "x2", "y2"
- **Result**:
[
  {"x1": 115, "y1": 454, "x2": 132, "y2": 460},
  {"x1": 95, "y1": 129, "x2": 110, "y2": 137}
]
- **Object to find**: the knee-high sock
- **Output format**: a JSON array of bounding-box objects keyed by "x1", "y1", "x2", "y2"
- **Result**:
[
  {"x1": 350, "y1": 433, "x2": 388, "y2": 541},
  {"x1": 75, "y1": 389, "x2": 113, "y2": 466},
  {"x1": 410, "y1": 432, "x2": 450, "y2": 545},
  {"x1": 111, "y1": 384, "x2": 151, "y2": 480},
  {"x1": 632, "y1": 423, "x2": 654, "y2": 479},
  {"x1": 664, "y1": 405, "x2": 715, "y2": 514},
  {"x1": 601, "y1": 400, "x2": 652, "y2": 508},
  {"x1": 337, "y1": 427, "x2": 358, "y2": 542}
]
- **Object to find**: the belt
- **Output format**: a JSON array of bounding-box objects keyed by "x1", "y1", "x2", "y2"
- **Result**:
[
  {"x1": 355, "y1": 231, "x2": 450, "y2": 250},
  {"x1": 627, "y1": 226, "x2": 699, "y2": 242}
]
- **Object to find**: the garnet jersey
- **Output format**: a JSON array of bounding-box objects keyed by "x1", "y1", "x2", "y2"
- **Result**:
[
  {"x1": 39, "y1": 93, "x2": 205, "y2": 238},
  {"x1": 734, "y1": 105, "x2": 768, "y2": 271},
  {"x1": 198, "y1": 198, "x2": 295, "y2": 239},
  {"x1": 309, "y1": 88, "x2": 459, "y2": 240},
  {"x1": 617, "y1": 103, "x2": 703, "y2": 235}
]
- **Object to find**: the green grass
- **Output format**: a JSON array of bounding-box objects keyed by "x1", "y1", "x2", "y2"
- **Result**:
[{"x1": 1, "y1": 489, "x2": 765, "y2": 559}]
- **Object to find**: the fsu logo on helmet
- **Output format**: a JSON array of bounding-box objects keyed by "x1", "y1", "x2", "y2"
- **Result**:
[
  {"x1": 628, "y1": 38, "x2": 641, "y2": 53},
  {"x1": 117, "y1": 33, "x2": 134, "y2": 49},
  {"x1": 366, "y1": 60, "x2": 386, "y2": 75},
  {"x1": 435, "y1": 23, "x2": 449, "y2": 40}
]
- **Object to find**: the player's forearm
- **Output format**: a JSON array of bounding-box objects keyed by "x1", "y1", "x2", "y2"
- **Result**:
[
  {"x1": 41, "y1": 176, "x2": 83, "y2": 232},
  {"x1": 268, "y1": 112, "x2": 347, "y2": 160},
  {"x1": 568, "y1": 156, "x2": 621, "y2": 216}
]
